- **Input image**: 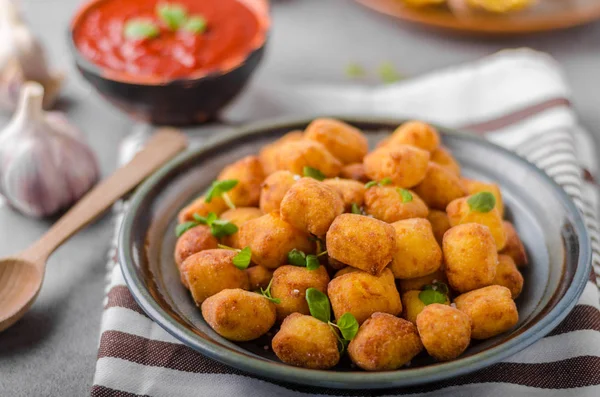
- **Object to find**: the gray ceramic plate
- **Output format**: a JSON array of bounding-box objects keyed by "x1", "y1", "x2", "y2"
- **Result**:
[{"x1": 119, "y1": 117, "x2": 591, "y2": 389}]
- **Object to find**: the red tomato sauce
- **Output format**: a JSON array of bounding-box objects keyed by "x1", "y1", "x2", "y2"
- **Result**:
[{"x1": 73, "y1": 0, "x2": 265, "y2": 82}]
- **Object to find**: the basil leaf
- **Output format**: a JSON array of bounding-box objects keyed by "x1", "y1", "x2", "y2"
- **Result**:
[
  {"x1": 418, "y1": 289, "x2": 447, "y2": 306},
  {"x1": 210, "y1": 221, "x2": 238, "y2": 238},
  {"x1": 192, "y1": 213, "x2": 208, "y2": 224},
  {"x1": 204, "y1": 179, "x2": 238, "y2": 203},
  {"x1": 467, "y1": 191, "x2": 496, "y2": 213},
  {"x1": 397, "y1": 188, "x2": 413, "y2": 203},
  {"x1": 157, "y1": 3, "x2": 187, "y2": 30},
  {"x1": 124, "y1": 19, "x2": 159, "y2": 40},
  {"x1": 288, "y1": 249, "x2": 307, "y2": 267},
  {"x1": 303, "y1": 166, "x2": 326, "y2": 181},
  {"x1": 351, "y1": 202, "x2": 362, "y2": 214},
  {"x1": 337, "y1": 313, "x2": 359, "y2": 341},
  {"x1": 379, "y1": 177, "x2": 392, "y2": 186},
  {"x1": 364, "y1": 181, "x2": 378, "y2": 189},
  {"x1": 305, "y1": 288, "x2": 331, "y2": 323},
  {"x1": 183, "y1": 15, "x2": 207, "y2": 34},
  {"x1": 305, "y1": 255, "x2": 320, "y2": 270},
  {"x1": 232, "y1": 247, "x2": 252, "y2": 270},
  {"x1": 205, "y1": 212, "x2": 218, "y2": 226},
  {"x1": 175, "y1": 221, "x2": 197, "y2": 237}
]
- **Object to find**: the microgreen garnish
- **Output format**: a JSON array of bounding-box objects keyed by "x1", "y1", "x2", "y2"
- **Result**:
[
  {"x1": 365, "y1": 177, "x2": 393, "y2": 189},
  {"x1": 351, "y1": 202, "x2": 363, "y2": 215},
  {"x1": 305, "y1": 288, "x2": 358, "y2": 352},
  {"x1": 204, "y1": 179, "x2": 238, "y2": 209},
  {"x1": 175, "y1": 212, "x2": 238, "y2": 238},
  {"x1": 303, "y1": 166, "x2": 326, "y2": 181},
  {"x1": 467, "y1": 191, "x2": 496, "y2": 213},
  {"x1": 287, "y1": 248, "x2": 324, "y2": 270},
  {"x1": 183, "y1": 15, "x2": 207, "y2": 34},
  {"x1": 397, "y1": 188, "x2": 413, "y2": 203},
  {"x1": 232, "y1": 247, "x2": 252, "y2": 270},
  {"x1": 305, "y1": 288, "x2": 330, "y2": 323},
  {"x1": 345, "y1": 63, "x2": 366, "y2": 79},
  {"x1": 260, "y1": 278, "x2": 280, "y2": 304},
  {"x1": 419, "y1": 282, "x2": 450, "y2": 306},
  {"x1": 157, "y1": 2, "x2": 187, "y2": 30},
  {"x1": 123, "y1": 19, "x2": 160, "y2": 40},
  {"x1": 378, "y1": 61, "x2": 403, "y2": 84}
]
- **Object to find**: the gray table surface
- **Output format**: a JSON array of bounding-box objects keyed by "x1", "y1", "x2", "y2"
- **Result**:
[{"x1": 1, "y1": 0, "x2": 599, "y2": 395}]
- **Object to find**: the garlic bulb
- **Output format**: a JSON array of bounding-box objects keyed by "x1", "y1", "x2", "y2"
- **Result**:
[
  {"x1": 0, "y1": 82, "x2": 99, "y2": 217},
  {"x1": 0, "y1": 0, "x2": 63, "y2": 112}
]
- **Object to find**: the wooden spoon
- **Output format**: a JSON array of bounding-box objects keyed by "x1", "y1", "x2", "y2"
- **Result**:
[{"x1": 0, "y1": 128, "x2": 187, "y2": 332}]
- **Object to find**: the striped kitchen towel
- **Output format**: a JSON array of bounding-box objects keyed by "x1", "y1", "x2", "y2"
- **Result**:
[{"x1": 92, "y1": 49, "x2": 600, "y2": 397}]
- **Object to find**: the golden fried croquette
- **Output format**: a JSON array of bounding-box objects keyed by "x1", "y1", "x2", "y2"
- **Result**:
[
  {"x1": 323, "y1": 178, "x2": 367, "y2": 211},
  {"x1": 493, "y1": 255, "x2": 524, "y2": 299},
  {"x1": 217, "y1": 155, "x2": 265, "y2": 207},
  {"x1": 340, "y1": 163, "x2": 369, "y2": 183},
  {"x1": 462, "y1": 178, "x2": 504, "y2": 217},
  {"x1": 259, "y1": 130, "x2": 304, "y2": 175},
  {"x1": 397, "y1": 268, "x2": 448, "y2": 293},
  {"x1": 259, "y1": 170, "x2": 298, "y2": 214},
  {"x1": 427, "y1": 209, "x2": 452, "y2": 246},
  {"x1": 402, "y1": 290, "x2": 450, "y2": 324},
  {"x1": 245, "y1": 266, "x2": 274, "y2": 290},
  {"x1": 364, "y1": 186, "x2": 428, "y2": 223},
  {"x1": 363, "y1": 145, "x2": 430, "y2": 188},
  {"x1": 280, "y1": 177, "x2": 344, "y2": 236},
  {"x1": 326, "y1": 214, "x2": 396, "y2": 275},
  {"x1": 174, "y1": 225, "x2": 218, "y2": 270},
  {"x1": 390, "y1": 219, "x2": 442, "y2": 279},
  {"x1": 500, "y1": 221, "x2": 528, "y2": 267},
  {"x1": 327, "y1": 268, "x2": 402, "y2": 324},
  {"x1": 454, "y1": 285, "x2": 518, "y2": 340},
  {"x1": 180, "y1": 249, "x2": 250, "y2": 306},
  {"x1": 430, "y1": 146, "x2": 461, "y2": 176},
  {"x1": 273, "y1": 140, "x2": 342, "y2": 177},
  {"x1": 413, "y1": 162, "x2": 467, "y2": 210},
  {"x1": 333, "y1": 266, "x2": 360, "y2": 278},
  {"x1": 272, "y1": 313, "x2": 340, "y2": 369},
  {"x1": 348, "y1": 313, "x2": 423, "y2": 371},
  {"x1": 238, "y1": 212, "x2": 314, "y2": 269},
  {"x1": 443, "y1": 224, "x2": 498, "y2": 293},
  {"x1": 447, "y1": 195, "x2": 506, "y2": 251},
  {"x1": 271, "y1": 265, "x2": 330, "y2": 322},
  {"x1": 304, "y1": 118, "x2": 369, "y2": 164},
  {"x1": 201, "y1": 289, "x2": 276, "y2": 341},
  {"x1": 387, "y1": 121, "x2": 440, "y2": 152},
  {"x1": 177, "y1": 195, "x2": 229, "y2": 223},
  {"x1": 219, "y1": 207, "x2": 263, "y2": 248},
  {"x1": 416, "y1": 304, "x2": 471, "y2": 361}
]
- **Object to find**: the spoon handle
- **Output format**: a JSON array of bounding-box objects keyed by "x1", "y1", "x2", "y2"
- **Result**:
[{"x1": 22, "y1": 128, "x2": 188, "y2": 266}]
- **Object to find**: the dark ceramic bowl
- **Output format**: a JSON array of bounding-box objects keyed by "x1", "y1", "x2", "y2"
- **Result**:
[
  {"x1": 118, "y1": 117, "x2": 591, "y2": 389},
  {"x1": 68, "y1": 0, "x2": 269, "y2": 126}
]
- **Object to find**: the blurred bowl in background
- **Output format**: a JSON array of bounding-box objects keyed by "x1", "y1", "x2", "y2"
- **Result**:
[{"x1": 68, "y1": 0, "x2": 270, "y2": 125}]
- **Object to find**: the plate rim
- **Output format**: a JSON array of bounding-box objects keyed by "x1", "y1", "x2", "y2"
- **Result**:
[{"x1": 118, "y1": 116, "x2": 591, "y2": 389}]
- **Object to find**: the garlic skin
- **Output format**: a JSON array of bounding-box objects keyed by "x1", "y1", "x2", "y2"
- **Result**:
[
  {"x1": 0, "y1": 0, "x2": 63, "y2": 112},
  {"x1": 0, "y1": 82, "x2": 99, "y2": 218}
]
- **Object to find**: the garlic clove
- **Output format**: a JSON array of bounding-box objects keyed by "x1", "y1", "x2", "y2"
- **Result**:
[
  {"x1": 0, "y1": 0, "x2": 63, "y2": 112},
  {"x1": 0, "y1": 82, "x2": 99, "y2": 218}
]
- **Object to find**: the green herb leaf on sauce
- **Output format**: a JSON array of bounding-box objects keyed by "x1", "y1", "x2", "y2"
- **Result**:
[
  {"x1": 336, "y1": 313, "x2": 359, "y2": 341},
  {"x1": 467, "y1": 191, "x2": 496, "y2": 213},
  {"x1": 260, "y1": 278, "x2": 280, "y2": 304},
  {"x1": 303, "y1": 166, "x2": 326, "y2": 181},
  {"x1": 232, "y1": 247, "x2": 252, "y2": 270},
  {"x1": 397, "y1": 188, "x2": 413, "y2": 203},
  {"x1": 204, "y1": 179, "x2": 238, "y2": 203},
  {"x1": 123, "y1": 19, "x2": 160, "y2": 40},
  {"x1": 183, "y1": 15, "x2": 207, "y2": 34},
  {"x1": 306, "y1": 288, "x2": 331, "y2": 323},
  {"x1": 157, "y1": 3, "x2": 188, "y2": 30}
]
